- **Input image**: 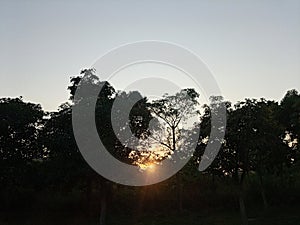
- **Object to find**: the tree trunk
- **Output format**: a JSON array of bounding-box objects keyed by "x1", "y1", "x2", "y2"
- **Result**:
[
  {"x1": 239, "y1": 189, "x2": 248, "y2": 225},
  {"x1": 85, "y1": 176, "x2": 93, "y2": 217},
  {"x1": 238, "y1": 172, "x2": 248, "y2": 225},
  {"x1": 99, "y1": 181, "x2": 107, "y2": 225},
  {"x1": 132, "y1": 187, "x2": 146, "y2": 225},
  {"x1": 172, "y1": 126, "x2": 183, "y2": 213},
  {"x1": 258, "y1": 173, "x2": 269, "y2": 210},
  {"x1": 176, "y1": 173, "x2": 183, "y2": 213},
  {"x1": 211, "y1": 173, "x2": 217, "y2": 193}
]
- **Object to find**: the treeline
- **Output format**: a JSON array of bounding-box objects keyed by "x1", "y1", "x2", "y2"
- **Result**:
[
  {"x1": 195, "y1": 92, "x2": 300, "y2": 225},
  {"x1": 0, "y1": 69, "x2": 299, "y2": 225}
]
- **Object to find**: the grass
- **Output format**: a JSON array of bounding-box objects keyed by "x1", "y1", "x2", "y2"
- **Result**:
[{"x1": 1, "y1": 205, "x2": 300, "y2": 225}]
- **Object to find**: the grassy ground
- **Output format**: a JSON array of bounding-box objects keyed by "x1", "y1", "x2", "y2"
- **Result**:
[{"x1": 1, "y1": 205, "x2": 300, "y2": 225}]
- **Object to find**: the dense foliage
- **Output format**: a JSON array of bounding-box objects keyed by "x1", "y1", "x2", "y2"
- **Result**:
[{"x1": 0, "y1": 70, "x2": 299, "y2": 225}]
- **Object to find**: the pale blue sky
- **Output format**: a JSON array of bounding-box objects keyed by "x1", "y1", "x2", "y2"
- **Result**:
[{"x1": 0, "y1": 0, "x2": 299, "y2": 111}]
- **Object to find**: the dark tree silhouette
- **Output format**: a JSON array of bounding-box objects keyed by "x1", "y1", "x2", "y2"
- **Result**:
[
  {"x1": 148, "y1": 88, "x2": 200, "y2": 213},
  {"x1": 0, "y1": 97, "x2": 44, "y2": 192},
  {"x1": 65, "y1": 68, "x2": 153, "y2": 225}
]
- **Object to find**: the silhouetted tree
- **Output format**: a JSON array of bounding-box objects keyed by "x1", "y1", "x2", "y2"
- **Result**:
[
  {"x1": 279, "y1": 89, "x2": 300, "y2": 165},
  {"x1": 65, "y1": 68, "x2": 153, "y2": 225},
  {"x1": 148, "y1": 88, "x2": 200, "y2": 213},
  {"x1": 0, "y1": 97, "x2": 44, "y2": 192}
]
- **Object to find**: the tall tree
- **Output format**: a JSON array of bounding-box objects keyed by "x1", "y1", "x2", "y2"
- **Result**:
[
  {"x1": 279, "y1": 89, "x2": 300, "y2": 164},
  {"x1": 0, "y1": 97, "x2": 44, "y2": 191},
  {"x1": 65, "y1": 68, "x2": 153, "y2": 224},
  {"x1": 148, "y1": 88, "x2": 200, "y2": 213}
]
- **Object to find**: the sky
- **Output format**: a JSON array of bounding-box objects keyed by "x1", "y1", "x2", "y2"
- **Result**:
[{"x1": 0, "y1": 0, "x2": 299, "y2": 111}]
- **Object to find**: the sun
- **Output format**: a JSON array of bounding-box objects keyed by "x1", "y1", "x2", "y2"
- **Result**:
[
  {"x1": 136, "y1": 161, "x2": 157, "y2": 172},
  {"x1": 147, "y1": 163, "x2": 156, "y2": 171}
]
